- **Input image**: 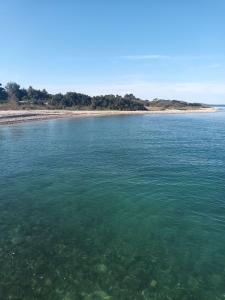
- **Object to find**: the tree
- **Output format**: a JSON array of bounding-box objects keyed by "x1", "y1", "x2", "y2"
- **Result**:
[
  {"x1": 1, "y1": 81, "x2": 148, "y2": 110},
  {"x1": 0, "y1": 83, "x2": 7, "y2": 103},
  {"x1": 50, "y1": 93, "x2": 64, "y2": 107},
  {"x1": 5, "y1": 82, "x2": 21, "y2": 102},
  {"x1": 26, "y1": 86, "x2": 50, "y2": 105}
]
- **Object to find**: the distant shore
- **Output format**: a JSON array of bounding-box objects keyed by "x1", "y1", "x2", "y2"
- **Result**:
[{"x1": 0, "y1": 108, "x2": 217, "y2": 125}]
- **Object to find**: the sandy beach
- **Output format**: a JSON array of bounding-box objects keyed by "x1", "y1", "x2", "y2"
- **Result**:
[{"x1": 0, "y1": 108, "x2": 217, "y2": 125}]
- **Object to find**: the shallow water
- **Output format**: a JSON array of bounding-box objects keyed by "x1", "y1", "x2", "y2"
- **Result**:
[{"x1": 0, "y1": 111, "x2": 225, "y2": 300}]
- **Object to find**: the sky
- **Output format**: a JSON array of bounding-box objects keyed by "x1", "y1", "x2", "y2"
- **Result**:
[{"x1": 0, "y1": 0, "x2": 225, "y2": 103}]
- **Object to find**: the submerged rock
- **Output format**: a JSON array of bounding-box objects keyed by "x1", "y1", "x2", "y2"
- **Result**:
[
  {"x1": 150, "y1": 279, "x2": 157, "y2": 288},
  {"x1": 96, "y1": 263, "x2": 107, "y2": 273},
  {"x1": 84, "y1": 290, "x2": 111, "y2": 300},
  {"x1": 44, "y1": 278, "x2": 52, "y2": 287}
]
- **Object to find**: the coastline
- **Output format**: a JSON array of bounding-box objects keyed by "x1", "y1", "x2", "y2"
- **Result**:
[{"x1": 0, "y1": 108, "x2": 217, "y2": 125}]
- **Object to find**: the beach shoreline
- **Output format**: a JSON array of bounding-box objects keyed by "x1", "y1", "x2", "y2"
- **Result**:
[{"x1": 0, "y1": 108, "x2": 217, "y2": 125}]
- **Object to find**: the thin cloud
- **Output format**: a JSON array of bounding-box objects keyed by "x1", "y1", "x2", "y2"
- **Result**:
[
  {"x1": 122, "y1": 54, "x2": 214, "y2": 61},
  {"x1": 43, "y1": 81, "x2": 225, "y2": 104},
  {"x1": 122, "y1": 54, "x2": 171, "y2": 60},
  {"x1": 207, "y1": 63, "x2": 221, "y2": 69}
]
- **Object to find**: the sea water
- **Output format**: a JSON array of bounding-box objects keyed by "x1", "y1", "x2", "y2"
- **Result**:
[{"x1": 0, "y1": 111, "x2": 225, "y2": 299}]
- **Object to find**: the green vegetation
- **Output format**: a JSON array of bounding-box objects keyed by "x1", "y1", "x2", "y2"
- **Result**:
[
  {"x1": 0, "y1": 83, "x2": 7, "y2": 103},
  {"x1": 0, "y1": 82, "x2": 147, "y2": 111},
  {"x1": 0, "y1": 82, "x2": 209, "y2": 111},
  {"x1": 149, "y1": 98, "x2": 209, "y2": 110}
]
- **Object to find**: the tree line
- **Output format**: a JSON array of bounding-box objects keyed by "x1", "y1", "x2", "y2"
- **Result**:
[{"x1": 0, "y1": 82, "x2": 147, "y2": 110}]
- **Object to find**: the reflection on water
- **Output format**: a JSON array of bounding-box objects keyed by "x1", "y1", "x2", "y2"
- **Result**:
[{"x1": 0, "y1": 113, "x2": 225, "y2": 299}]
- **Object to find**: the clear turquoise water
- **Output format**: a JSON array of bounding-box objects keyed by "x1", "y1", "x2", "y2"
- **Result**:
[{"x1": 0, "y1": 111, "x2": 225, "y2": 300}]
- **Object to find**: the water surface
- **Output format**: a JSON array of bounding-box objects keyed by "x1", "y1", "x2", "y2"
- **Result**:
[{"x1": 0, "y1": 112, "x2": 225, "y2": 299}]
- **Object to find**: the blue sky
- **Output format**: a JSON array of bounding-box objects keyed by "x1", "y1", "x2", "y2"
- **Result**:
[{"x1": 0, "y1": 0, "x2": 225, "y2": 103}]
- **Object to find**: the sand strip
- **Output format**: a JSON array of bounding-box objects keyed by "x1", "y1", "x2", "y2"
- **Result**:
[{"x1": 0, "y1": 108, "x2": 217, "y2": 125}]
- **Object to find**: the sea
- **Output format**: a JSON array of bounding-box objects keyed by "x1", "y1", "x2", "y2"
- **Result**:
[{"x1": 0, "y1": 108, "x2": 225, "y2": 300}]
